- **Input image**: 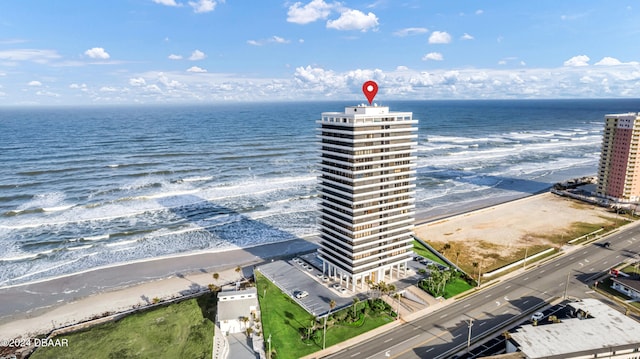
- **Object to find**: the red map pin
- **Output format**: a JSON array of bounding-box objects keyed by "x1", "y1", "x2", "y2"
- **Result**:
[{"x1": 362, "y1": 80, "x2": 378, "y2": 105}]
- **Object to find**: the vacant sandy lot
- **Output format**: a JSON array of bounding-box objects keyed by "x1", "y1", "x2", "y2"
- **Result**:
[{"x1": 413, "y1": 192, "x2": 620, "y2": 272}]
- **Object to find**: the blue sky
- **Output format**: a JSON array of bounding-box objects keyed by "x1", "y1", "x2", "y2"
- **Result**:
[{"x1": 1, "y1": 0, "x2": 639, "y2": 105}]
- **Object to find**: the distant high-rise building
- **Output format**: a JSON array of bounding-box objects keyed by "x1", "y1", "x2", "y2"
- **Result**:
[
  {"x1": 597, "y1": 112, "x2": 640, "y2": 202},
  {"x1": 317, "y1": 105, "x2": 418, "y2": 290}
]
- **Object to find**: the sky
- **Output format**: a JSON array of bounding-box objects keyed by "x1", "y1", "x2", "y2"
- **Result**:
[{"x1": 1, "y1": 0, "x2": 640, "y2": 106}]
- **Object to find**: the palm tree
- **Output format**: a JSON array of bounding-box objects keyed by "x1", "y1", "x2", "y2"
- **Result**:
[
  {"x1": 240, "y1": 316, "x2": 250, "y2": 330},
  {"x1": 472, "y1": 261, "x2": 479, "y2": 285},
  {"x1": 352, "y1": 297, "x2": 360, "y2": 318},
  {"x1": 212, "y1": 272, "x2": 220, "y2": 281},
  {"x1": 442, "y1": 243, "x2": 451, "y2": 257},
  {"x1": 323, "y1": 299, "x2": 337, "y2": 349},
  {"x1": 208, "y1": 284, "x2": 221, "y2": 292}
]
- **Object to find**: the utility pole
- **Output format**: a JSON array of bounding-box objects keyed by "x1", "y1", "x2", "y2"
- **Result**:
[
  {"x1": 477, "y1": 260, "x2": 483, "y2": 288},
  {"x1": 523, "y1": 247, "x2": 528, "y2": 269},
  {"x1": 467, "y1": 318, "x2": 473, "y2": 353},
  {"x1": 564, "y1": 271, "x2": 571, "y2": 299}
]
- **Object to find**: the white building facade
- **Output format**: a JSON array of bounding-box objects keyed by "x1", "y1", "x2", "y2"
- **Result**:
[{"x1": 317, "y1": 105, "x2": 418, "y2": 290}]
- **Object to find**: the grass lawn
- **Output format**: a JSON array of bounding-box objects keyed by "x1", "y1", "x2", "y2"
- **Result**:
[
  {"x1": 256, "y1": 271, "x2": 395, "y2": 359},
  {"x1": 256, "y1": 271, "x2": 316, "y2": 359},
  {"x1": 31, "y1": 294, "x2": 216, "y2": 359},
  {"x1": 412, "y1": 240, "x2": 446, "y2": 266},
  {"x1": 443, "y1": 277, "x2": 474, "y2": 298}
]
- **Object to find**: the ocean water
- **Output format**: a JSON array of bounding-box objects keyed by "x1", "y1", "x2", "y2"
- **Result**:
[{"x1": 1, "y1": 99, "x2": 639, "y2": 286}]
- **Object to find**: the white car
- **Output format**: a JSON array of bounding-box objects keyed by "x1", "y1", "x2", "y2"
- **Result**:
[
  {"x1": 531, "y1": 312, "x2": 544, "y2": 322},
  {"x1": 295, "y1": 290, "x2": 309, "y2": 299},
  {"x1": 339, "y1": 287, "x2": 347, "y2": 294},
  {"x1": 332, "y1": 283, "x2": 341, "y2": 289}
]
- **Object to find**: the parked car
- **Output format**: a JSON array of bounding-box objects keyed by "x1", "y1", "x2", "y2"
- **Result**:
[
  {"x1": 295, "y1": 290, "x2": 309, "y2": 299},
  {"x1": 531, "y1": 312, "x2": 544, "y2": 322},
  {"x1": 603, "y1": 241, "x2": 611, "y2": 248}
]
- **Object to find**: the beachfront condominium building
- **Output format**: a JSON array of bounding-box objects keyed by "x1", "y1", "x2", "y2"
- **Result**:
[
  {"x1": 317, "y1": 105, "x2": 418, "y2": 290},
  {"x1": 596, "y1": 112, "x2": 640, "y2": 202}
]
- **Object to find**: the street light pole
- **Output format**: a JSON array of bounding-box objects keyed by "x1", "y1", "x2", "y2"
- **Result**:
[
  {"x1": 564, "y1": 271, "x2": 571, "y2": 299},
  {"x1": 267, "y1": 334, "x2": 272, "y2": 359},
  {"x1": 467, "y1": 318, "x2": 473, "y2": 353}
]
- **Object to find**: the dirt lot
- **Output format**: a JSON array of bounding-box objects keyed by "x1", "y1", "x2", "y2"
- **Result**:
[{"x1": 413, "y1": 192, "x2": 621, "y2": 274}]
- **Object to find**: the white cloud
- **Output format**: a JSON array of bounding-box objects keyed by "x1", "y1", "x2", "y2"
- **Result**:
[
  {"x1": 287, "y1": 0, "x2": 335, "y2": 24},
  {"x1": 595, "y1": 57, "x2": 622, "y2": 66},
  {"x1": 563, "y1": 55, "x2": 590, "y2": 67},
  {"x1": 475, "y1": 9, "x2": 484, "y2": 15},
  {"x1": 393, "y1": 27, "x2": 428, "y2": 37},
  {"x1": 189, "y1": 49, "x2": 206, "y2": 61},
  {"x1": 129, "y1": 77, "x2": 147, "y2": 86},
  {"x1": 429, "y1": 31, "x2": 451, "y2": 44},
  {"x1": 28, "y1": 80, "x2": 42, "y2": 86},
  {"x1": 168, "y1": 54, "x2": 183, "y2": 60},
  {"x1": 100, "y1": 86, "x2": 118, "y2": 92},
  {"x1": 422, "y1": 52, "x2": 443, "y2": 61},
  {"x1": 326, "y1": 9, "x2": 378, "y2": 32},
  {"x1": 84, "y1": 47, "x2": 110, "y2": 60},
  {"x1": 248, "y1": 36, "x2": 291, "y2": 46},
  {"x1": 69, "y1": 83, "x2": 87, "y2": 89},
  {"x1": 152, "y1": 0, "x2": 181, "y2": 6},
  {"x1": 187, "y1": 66, "x2": 207, "y2": 73},
  {"x1": 271, "y1": 36, "x2": 290, "y2": 44},
  {"x1": 461, "y1": 33, "x2": 474, "y2": 40},
  {"x1": 188, "y1": 0, "x2": 220, "y2": 13},
  {"x1": 35, "y1": 90, "x2": 59, "y2": 97},
  {"x1": 0, "y1": 49, "x2": 61, "y2": 63},
  {"x1": 396, "y1": 65, "x2": 409, "y2": 71}
]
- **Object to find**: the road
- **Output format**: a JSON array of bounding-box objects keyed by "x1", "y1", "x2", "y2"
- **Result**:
[{"x1": 324, "y1": 223, "x2": 640, "y2": 359}]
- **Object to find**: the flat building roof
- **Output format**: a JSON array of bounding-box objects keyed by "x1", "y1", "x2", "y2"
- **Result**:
[{"x1": 509, "y1": 299, "x2": 640, "y2": 358}]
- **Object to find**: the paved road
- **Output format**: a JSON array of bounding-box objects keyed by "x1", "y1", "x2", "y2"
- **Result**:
[{"x1": 324, "y1": 223, "x2": 640, "y2": 359}]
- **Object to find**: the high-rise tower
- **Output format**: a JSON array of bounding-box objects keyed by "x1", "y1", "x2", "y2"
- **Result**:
[
  {"x1": 317, "y1": 104, "x2": 418, "y2": 290},
  {"x1": 597, "y1": 112, "x2": 640, "y2": 202}
]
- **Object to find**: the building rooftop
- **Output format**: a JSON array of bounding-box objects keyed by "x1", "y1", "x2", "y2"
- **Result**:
[
  {"x1": 509, "y1": 299, "x2": 640, "y2": 359},
  {"x1": 612, "y1": 276, "x2": 640, "y2": 293}
]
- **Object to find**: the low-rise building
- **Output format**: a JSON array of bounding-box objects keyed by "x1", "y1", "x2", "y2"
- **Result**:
[
  {"x1": 216, "y1": 287, "x2": 258, "y2": 335},
  {"x1": 611, "y1": 276, "x2": 640, "y2": 300},
  {"x1": 507, "y1": 299, "x2": 640, "y2": 359}
]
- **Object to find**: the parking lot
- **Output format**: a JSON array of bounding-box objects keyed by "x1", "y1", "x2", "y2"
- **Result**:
[{"x1": 256, "y1": 258, "x2": 361, "y2": 317}]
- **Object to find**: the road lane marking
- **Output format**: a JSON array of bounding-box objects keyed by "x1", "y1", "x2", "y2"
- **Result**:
[
  {"x1": 384, "y1": 338, "x2": 393, "y2": 343},
  {"x1": 603, "y1": 261, "x2": 608, "y2": 265},
  {"x1": 479, "y1": 322, "x2": 486, "y2": 326},
  {"x1": 440, "y1": 313, "x2": 448, "y2": 318},
  {"x1": 496, "y1": 301, "x2": 501, "y2": 306},
  {"x1": 523, "y1": 277, "x2": 529, "y2": 281},
  {"x1": 555, "y1": 263, "x2": 560, "y2": 267},
  {"x1": 485, "y1": 294, "x2": 492, "y2": 298},
  {"x1": 463, "y1": 303, "x2": 471, "y2": 308},
  {"x1": 505, "y1": 285, "x2": 511, "y2": 289},
  {"x1": 540, "y1": 269, "x2": 546, "y2": 274},
  {"x1": 350, "y1": 352, "x2": 361, "y2": 357}
]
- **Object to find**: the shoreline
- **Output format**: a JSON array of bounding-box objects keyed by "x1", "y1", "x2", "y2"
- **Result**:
[{"x1": 0, "y1": 188, "x2": 552, "y2": 339}]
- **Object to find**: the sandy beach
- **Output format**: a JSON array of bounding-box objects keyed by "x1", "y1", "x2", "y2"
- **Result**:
[{"x1": 0, "y1": 238, "x2": 317, "y2": 340}]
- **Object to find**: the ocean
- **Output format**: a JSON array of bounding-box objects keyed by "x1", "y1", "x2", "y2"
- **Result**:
[{"x1": 1, "y1": 99, "x2": 639, "y2": 287}]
